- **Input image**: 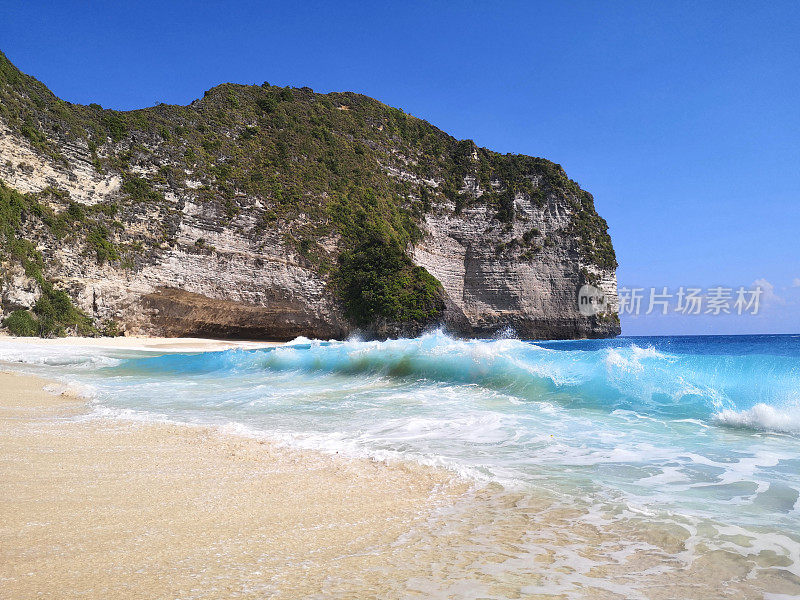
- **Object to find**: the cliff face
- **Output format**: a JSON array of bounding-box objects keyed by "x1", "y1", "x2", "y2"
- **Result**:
[{"x1": 0, "y1": 51, "x2": 619, "y2": 340}]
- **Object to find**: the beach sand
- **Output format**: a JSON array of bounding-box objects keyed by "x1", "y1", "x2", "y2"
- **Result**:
[{"x1": 0, "y1": 371, "x2": 467, "y2": 599}]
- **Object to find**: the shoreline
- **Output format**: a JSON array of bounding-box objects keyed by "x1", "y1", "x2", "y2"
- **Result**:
[
  {"x1": 0, "y1": 333, "x2": 286, "y2": 352},
  {"x1": 0, "y1": 370, "x2": 468, "y2": 598}
]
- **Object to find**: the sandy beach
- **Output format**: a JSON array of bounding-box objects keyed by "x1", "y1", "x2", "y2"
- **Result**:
[{"x1": 0, "y1": 369, "x2": 467, "y2": 599}]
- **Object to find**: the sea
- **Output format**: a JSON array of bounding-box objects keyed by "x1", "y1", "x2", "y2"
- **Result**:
[{"x1": 2, "y1": 332, "x2": 799, "y2": 598}]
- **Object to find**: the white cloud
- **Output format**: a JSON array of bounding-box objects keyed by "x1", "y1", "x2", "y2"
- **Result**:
[
  {"x1": 792, "y1": 278, "x2": 800, "y2": 288},
  {"x1": 753, "y1": 278, "x2": 785, "y2": 306}
]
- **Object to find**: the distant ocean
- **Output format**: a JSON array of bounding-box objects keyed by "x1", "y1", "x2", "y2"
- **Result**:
[{"x1": 3, "y1": 332, "x2": 799, "y2": 596}]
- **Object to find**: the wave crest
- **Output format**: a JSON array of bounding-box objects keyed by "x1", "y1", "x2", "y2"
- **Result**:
[
  {"x1": 83, "y1": 331, "x2": 800, "y2": 429},
  {"x1": 714, "y1": 404, "x2": 800, "y2": 435}
]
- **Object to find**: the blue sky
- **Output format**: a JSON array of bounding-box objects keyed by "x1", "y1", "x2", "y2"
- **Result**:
[{"x1": 3, "y1": 1, "x2": 799, "y2": 335}]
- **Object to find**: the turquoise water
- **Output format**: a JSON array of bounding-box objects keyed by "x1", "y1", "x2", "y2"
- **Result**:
[{"x1": 3, "y1": 332, "x2": 800, "y2": 593}]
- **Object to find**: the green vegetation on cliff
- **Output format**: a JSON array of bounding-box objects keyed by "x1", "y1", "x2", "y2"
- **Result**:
[
  {"x1": 0, "y1": 183, "x2": 95, "y2": 336},
  {"x1": 336, "y1": 236, "x2": 444, "y2": 327},
  {"x1": 0, "y1": 49, "x2": 616, "y2": 334}
]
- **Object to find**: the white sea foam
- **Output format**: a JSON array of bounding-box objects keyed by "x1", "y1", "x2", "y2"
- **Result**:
[
  {"x1": 603, "y1": 344, "x2": 669, "y2": 373},
  {"x1": 283, "y1": 335, "x2": 318, "y2": 346},
  {"x1": 714, "y1": 404, "x2": 800, "y2": 435},
  {"x1": 0, "y1": 340, "x2": 121, "y2": 369},
  {"x1": 43, "y1": 382, "x2": 97, "y2": 400}
]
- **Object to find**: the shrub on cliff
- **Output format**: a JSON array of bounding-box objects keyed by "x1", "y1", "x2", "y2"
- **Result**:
[
  {"x1": 101, "y1": 111, "x2": 128, "y2": 142},
  {"x1": 121, "y1": 176, "x2": 163, "y2": 203},
  {"x1": 336, "y1": 236, "x2": 444, "y2": 327},
  {"x1": 32, "y1": 281, "x2": 95, "y2": 337},
  {"x1": 86, "y1": 225, "x2": 120, "y2": 264},
  {"x1": 0, "y1": 182, "x2": 97, "y2": 337},
  {"x1": 2, "y1": 310, "x2": 38, "y2": 337},
  {"x1": 1, "y1": 282, "x2": 95, "y2": 337}
]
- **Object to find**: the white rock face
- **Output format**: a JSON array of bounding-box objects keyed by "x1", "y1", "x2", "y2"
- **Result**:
[
  {"x1": 412, "y1": 187, "x2": 619, "y2": 339},
  {"x1": 1, "y1": 271, "x2": 39, "y2": 310},
  {"x1": 0, "y1": 124, "x2": 121, "y2": 204},
  {"x1": 0, "y1": 120, "x2": 619, "y2": 340}
]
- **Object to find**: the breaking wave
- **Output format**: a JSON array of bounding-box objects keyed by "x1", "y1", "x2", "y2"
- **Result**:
[
  {"x1": 714, "y1": 404, "x2": 800, "y2": 435},
  {"x1": 112, "y1": 331, "x2": 800, "y2": 433}
]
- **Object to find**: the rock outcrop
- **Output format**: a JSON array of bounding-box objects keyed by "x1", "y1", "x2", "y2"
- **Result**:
[{"x1": 0, "y1": 50, "x2": 619, "y2": 340}]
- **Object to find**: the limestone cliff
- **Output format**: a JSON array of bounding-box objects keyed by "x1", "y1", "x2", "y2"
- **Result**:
[{"x1": 0, "y1": 51, "x2": 619, "y2": 340}]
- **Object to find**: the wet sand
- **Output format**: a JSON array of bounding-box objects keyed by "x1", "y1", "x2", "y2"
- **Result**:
[
  {"x1": 2, "y1": 366, "x2": 798, "y2": 599},
  {"x1": 0, "y1": 371, "x2": 466, "y2": 599}
]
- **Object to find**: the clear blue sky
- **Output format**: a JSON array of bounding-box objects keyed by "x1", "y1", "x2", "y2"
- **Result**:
[{"x1": 3, "y1": 1, "x2": 799, "y2": 335}]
